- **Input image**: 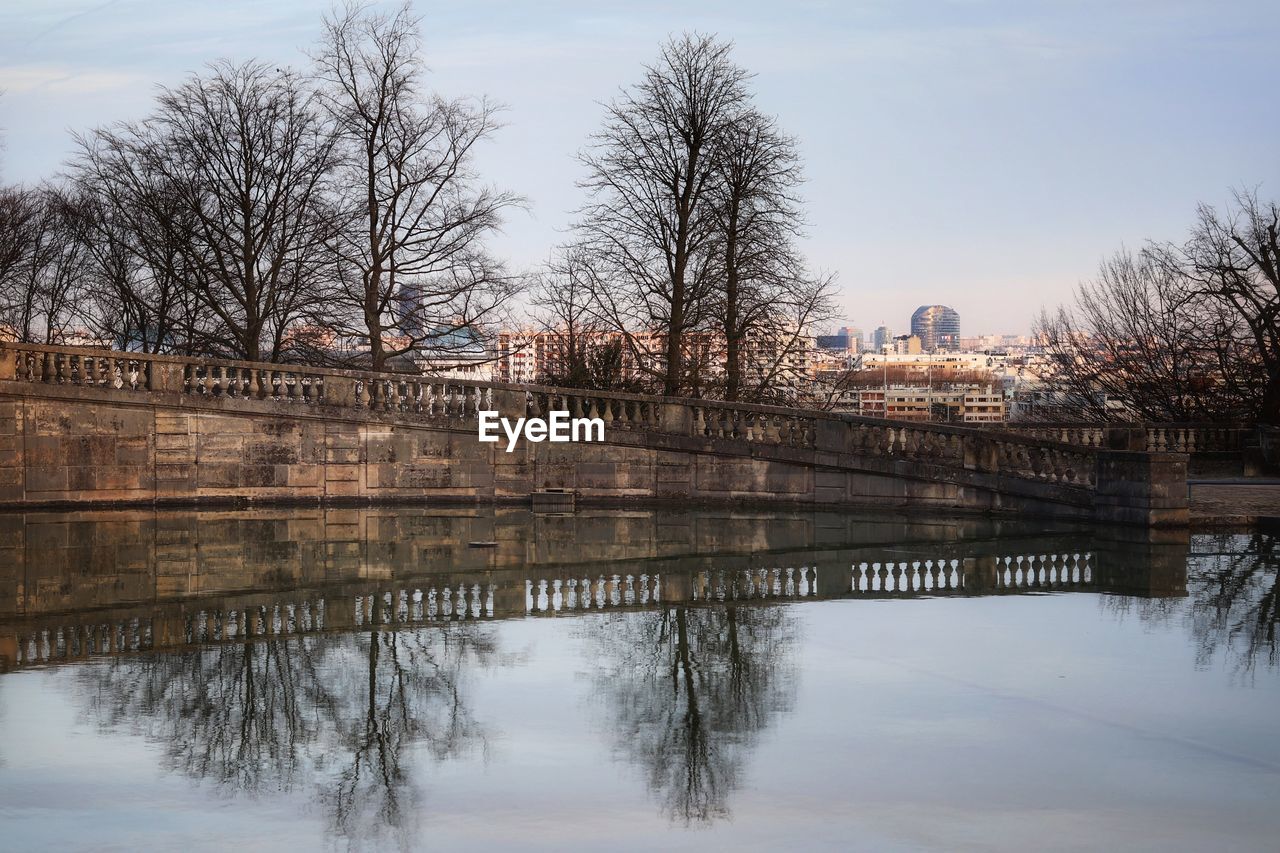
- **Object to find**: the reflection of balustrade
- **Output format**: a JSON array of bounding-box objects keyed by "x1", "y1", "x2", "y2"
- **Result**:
[
  {"x1": 4, "y1": 550, "x2": 1117, "y2": 669},
  {"x1": 354, "y1": 585, "x2": 496, "y2": 625},
  {"x1": 525, "y1": 574, "x2": 662, "y2": 615},
  {"x1": 692, "y1": 567, "x2": 819, "y2": 601},
  {"x1": 849, "y1": 552, "x2": 1093, "y2": 595},
  {"x1": 16, "y1": 617, "x2": 155, "y2": 666},
  {"x1": 10, "y1": 583, "x2": 498, "y2": 669}
]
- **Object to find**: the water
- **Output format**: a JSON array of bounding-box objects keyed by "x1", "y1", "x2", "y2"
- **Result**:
[{"x1": 0, "y1": 508, "x2": 1277, "y2": 851}]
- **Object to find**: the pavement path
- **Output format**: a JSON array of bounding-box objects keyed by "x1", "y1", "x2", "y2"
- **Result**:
[{"x1": 1188, "y1": 480, "x2": 1280, "y2": 520}]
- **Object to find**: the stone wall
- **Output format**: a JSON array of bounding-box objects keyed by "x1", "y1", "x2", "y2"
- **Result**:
[
  {"x1": 0, "y1": 340, "x2": 1191, "y2": 525},
  {"x1": 0, "y1": 392, "x2": 979, "y2": 510}
]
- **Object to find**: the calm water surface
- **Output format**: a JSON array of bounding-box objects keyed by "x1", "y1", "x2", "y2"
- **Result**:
[{"x1": 0, "y1": 508, "x2": 1277, "y2": 851}]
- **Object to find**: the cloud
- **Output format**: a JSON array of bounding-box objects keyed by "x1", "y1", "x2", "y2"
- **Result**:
[{"x1": 0, "y1": 64, "x2": 144, "y2": 95}]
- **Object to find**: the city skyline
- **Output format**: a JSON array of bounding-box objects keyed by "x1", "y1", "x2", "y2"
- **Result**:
[{"x1": 1, "y1": 0, "x2": 1277, "y2": 334}]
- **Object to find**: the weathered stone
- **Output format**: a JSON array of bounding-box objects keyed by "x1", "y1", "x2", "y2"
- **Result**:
[
  {"x1": 26, "y1": 467, "x2": 68, "y2": 493},
  {"x1": 0, "y1": 341, "x2": 1195, "y2": 525}
]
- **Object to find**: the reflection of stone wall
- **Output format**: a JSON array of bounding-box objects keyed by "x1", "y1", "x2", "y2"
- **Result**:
[
  {"x1": 0, "y1": 507, "x2": 1189, "y2": 671},
  {"x1": 0, "y1": 507, "x2": 1180, "y2": 621}
]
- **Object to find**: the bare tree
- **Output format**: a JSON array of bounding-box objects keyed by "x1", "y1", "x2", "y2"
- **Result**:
[
  {"x1": 0, "y1": 185, "x2": 40, "y2": 335},
  {"x1": 529, "y1": 248, "x2": 599, "y2": 380},
  {"x1": 75, "y1": 62, "x2": 336, "y2": 361},
  {"x1": 709, "y1": 109, "x2": 835, "y2": 402},
  {"x1": 313, "y1": 2, "x2": 521, "y2": 371},
  {"x1": 0, "y1": 184, "x2": 84, "y2": 343},
  {"x1": 1177, "y1": 189, "x2": 1280, "y2": 424},
  {"x1": 576, "y1": 34, "x2": 749, "y2": 396},
  {"x1": 1035, "y1": 247, "x2": 1263, "y2": 422},
  {"x1": 57, "y1": 172, "x2": 204, "y2": 353},
  {"x1": 524, "y1": 246, "x2": 642, "y2": 390}
]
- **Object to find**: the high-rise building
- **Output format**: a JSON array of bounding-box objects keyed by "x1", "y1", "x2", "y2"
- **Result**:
[
  {"x1": 910, "y1": 305, "x2": 960, "y2": 352},
  {"x1": 872, "y1": 326, "x2": 892, "y2": 351},
  {"x1": 840, "y1": 326, "x2": 864, "y2": 351}
]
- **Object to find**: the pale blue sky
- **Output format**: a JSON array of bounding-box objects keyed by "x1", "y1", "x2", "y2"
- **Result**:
[{"x1": 1, "y1": 0, "x2": 1276, "y2": 334}]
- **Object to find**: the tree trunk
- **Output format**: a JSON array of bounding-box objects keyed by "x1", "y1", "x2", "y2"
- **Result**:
[
  {"x1": 724, "y1": 207, "x2": 740, "y2": 402},
  {"x1": 366, "y1": 268, "x2": 385, "y2": 373},
  {"x1": 666, "y1": 263, "x2": 685, "y2": 397},
  {"x1": 1262, "y1": 373, "x2": 1280, "y2": 425}
]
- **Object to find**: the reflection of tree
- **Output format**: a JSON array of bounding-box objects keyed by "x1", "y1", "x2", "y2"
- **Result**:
[
  {"x1": 78, "y1": 623, "x2": 503, "y2": 851},
  {"x1": 320, "y1": 626, "x2": 494, "y2": 845},
  {"x1": 1102, "y1": 531, "x2": 1279, "y2": 675},
  {"x1": 1185, "y1": 531, "x2": 1279, "y2": 674},
  {"x1": 583, "y1": 604, "x2": 799, "y2": 825}
]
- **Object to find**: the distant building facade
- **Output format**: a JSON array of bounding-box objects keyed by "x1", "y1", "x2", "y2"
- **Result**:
[
  {"x1": 816, "y1": 325, "x2": 863, "y2": 354},
  {"x1": 910, "y1": 305, "x2": 961, "y2": 352},
  {"x1": 892, "y1": 334, "x2": 922, "y2": 354}
]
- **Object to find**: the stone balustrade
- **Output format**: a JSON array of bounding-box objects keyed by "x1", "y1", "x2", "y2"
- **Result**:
[
  {"x1": 1002, "y1": 421, "x2": 1252, "y2": 454},
  {"x1": 0, "y1": 341, "x2": 1196, "y2": 522},
  {"x1": 0, "y1": 340, "x2": 1105, "y2": 489}
]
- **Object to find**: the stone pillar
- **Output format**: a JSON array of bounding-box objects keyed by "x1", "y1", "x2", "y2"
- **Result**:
[
  {"x1": 1092, "y1": 450, "x2": 1189, "y2": 527},
  {"x1": 813, "y1": 418, "x2": 848, "y2": 453},
  {"x1": 0, "y1": 632, "x2": 16, "y2": 672},
  {"x1": 0, "y1": 343, "x2": 14, "y2": 381},
  {"x1": 659, "y1": 402, "x2": 692, "y2": 435},
  {"x1": 962, "y1": 555, "x2": 998, "y2": 593},
  {"x1": 490, "y1": 389, "x2": 532, "y2": 498},
  {"x1": 1251, "y1": 425, "x2": 1280, "y2": 476},
  {"x1": 325, "y1": 375, "x2": 358, "y2": 407},
  {"x1": 962, "y1": 434, "x2": 998, "y2": 473},
  {"x1": 491, "y1": 388, "x2": 526, "y2": 420},
  {"x1": 146, "y1": 358, "x2": 186, "y2": 394},
  {"x1": 1104, "y1": 424, "x2": 1147, "y2": 451},
  {"x1": 659, "y1": 570, "x2": 693, "y2": 603},
  {"x1": 1092, "y1": 527, "x2": 1190, "y2": 597}
]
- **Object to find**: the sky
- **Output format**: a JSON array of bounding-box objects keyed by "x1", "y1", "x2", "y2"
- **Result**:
[{"x1": 0, "y1": 0, "x2": 1276, "y2": 336}]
